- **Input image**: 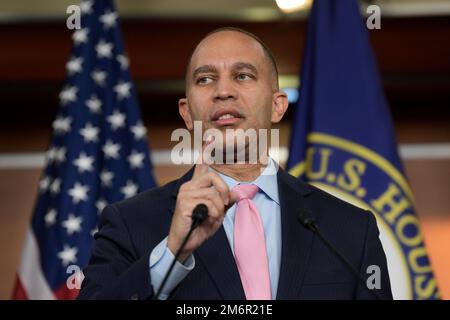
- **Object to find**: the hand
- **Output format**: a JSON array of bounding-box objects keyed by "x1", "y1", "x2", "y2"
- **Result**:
[{"x1": 167, "y1": 144, "x2": 236, "y2": 263}]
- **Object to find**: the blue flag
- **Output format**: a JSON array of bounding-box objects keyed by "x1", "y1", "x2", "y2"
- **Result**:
[
  {"x1": 13, "y1": 0, "x2": 156, "y2": 299},
  {"x1": 287, "y1": 0, "x2": 438, "y2": 300}
]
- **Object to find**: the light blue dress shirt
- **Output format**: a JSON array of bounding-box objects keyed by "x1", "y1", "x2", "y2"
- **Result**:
[{"x1": 150, "y1": 158, "x2": 282, "y2": 300}]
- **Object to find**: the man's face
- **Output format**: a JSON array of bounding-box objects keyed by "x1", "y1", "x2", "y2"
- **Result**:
[{"x1": 179, "y1": 31, "x2": 287, "y2": 145}]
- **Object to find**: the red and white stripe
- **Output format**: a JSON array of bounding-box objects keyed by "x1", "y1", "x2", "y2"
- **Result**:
[{"x1": 13, "y1": 229, "x2": 80, "y2": 300}]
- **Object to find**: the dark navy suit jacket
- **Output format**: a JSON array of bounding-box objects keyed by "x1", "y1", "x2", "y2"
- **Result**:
[{"x1": 78, "y1": 168, "x2": 392, "y2": 300}]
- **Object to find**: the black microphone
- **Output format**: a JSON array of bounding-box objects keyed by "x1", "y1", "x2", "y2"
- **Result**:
[
  {"x1": 154, "y1": 204, "x2": 209, "y2": 300},
  {"x1": 296, "y1": 208, "x2": 382, "y2": 300},
  {"x1": 191, "y1": 203, "x2": 209, "y2": 229}
]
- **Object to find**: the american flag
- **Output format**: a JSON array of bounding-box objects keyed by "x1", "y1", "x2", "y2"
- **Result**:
[{"x1": 12, "y1": 0, "x2": 156, "y2": 299}]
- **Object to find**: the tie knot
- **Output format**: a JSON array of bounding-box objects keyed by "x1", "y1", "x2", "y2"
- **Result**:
[{"x1": 233, "y1": 184, "x2": 259, "y2": 201}]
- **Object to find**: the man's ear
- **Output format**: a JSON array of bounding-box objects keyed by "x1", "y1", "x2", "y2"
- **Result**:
[
  {"x1": 271, "y1": 91, "x2": 289, "y2": 123},
  {"x1": 178, "y1": 98, "x2": 193, "y2": 130}
]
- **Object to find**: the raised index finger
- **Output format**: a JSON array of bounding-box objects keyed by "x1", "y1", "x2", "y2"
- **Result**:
[{"x1": 192, "y1": 134, "x2": 213, "y2": 179}]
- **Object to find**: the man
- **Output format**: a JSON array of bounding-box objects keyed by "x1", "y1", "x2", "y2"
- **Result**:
[{"x1": 78, "y1": 27, "x2": 392, "y2": 300}]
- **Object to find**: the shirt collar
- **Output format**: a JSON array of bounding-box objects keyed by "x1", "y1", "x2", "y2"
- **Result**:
[{"x1": 210, "y1": 158, "x2": 280, "y2": 205}]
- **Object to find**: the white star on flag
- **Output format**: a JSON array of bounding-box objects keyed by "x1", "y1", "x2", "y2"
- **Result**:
[
  {"x1": 79, "y1": 123, "x2": 99, "y2": 143},
  {"x1": 50, "y1": 178, "x2": 61, "y2": 195},
  {"x1": 95, "y1": 199, "x2": 107, "y2": 215},
  {"x1": 121, "y1": 180, "x2": 138, "y2": 199},
  {"x1": 46, "y1": 146, "x2": 66, "y2": 164},
  {"x1": 39, "y1": 176, "x2": 51, "y2": 193},
  {"x1": 91, "y1": 69, "x2": 107, "y2": 87},
  {"x1": 116, "y1": 54, "x2": 129, "y2": 70},
  {"x1": 85, "y1": 94, "x2": 102, "y2": 113},
  {"x1": 59, "y1": 86, "x2": 78, "y2": 105},
  {"x1": 54, "y1": 147, "x2": 67, "y2": 164},
  {"x1": 131, "y1": 122, "x2": 147, "y2": 140},
  {"x1": 73, "y1": 152, "x2": 95, "y2": 173},
  {"x1": 99, "y1": 10, "x2": 118, "y2": 29},
  {"x1": 66, "y1": 56, "x2": 83, "y2": 75},
  {"x1": 72, "y1": 27, "x2": 89, "y2": 45},
  {"x1": 113, "y1": 81, "x2": 131, "y2": 100},
  {"x1": 52, "y1": 116, "x2": 72, "y2": 135},
  {"x1": 107, "y1": 110, "x2": 126, "y2": 130},
  {"x1": 80, "y1": 0, "x2": 93, "y2": 14},
  {"x1": 46, "y1": 147, "x2": 56, "y2": 163},
  {"x1": 128, "y1": 150, "x2": 145, "y2": 169},
  {"x1": 102, "y1": 140, "x2": 121, "y2": 159},
  {"x1": 57, "y1": 245, "x2": 78, "y2": 267},
  {"x1": 100, "y1": 169, "x2": 114, "y2": 187},
  {"x1": 68, "y1": 182, "x2": 89, "y2": 203},
  {"x1": 62, "y1": 214, "x2": 83, "y2": 236},
  {"x1": 96, "y1": 39, "x2": 114, "y2": 58},
  {"x1": 44, "y1": 209, "x2": 57, "y2": 226}
]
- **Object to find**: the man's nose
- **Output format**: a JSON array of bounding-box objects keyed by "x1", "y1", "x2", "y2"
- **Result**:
[{"x1": 213, "y1": 78, "x2": 237, "y2": 101}]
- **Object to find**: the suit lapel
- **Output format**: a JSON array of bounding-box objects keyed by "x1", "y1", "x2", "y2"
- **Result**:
[
  {"x1": 276, "y1": 169, "x2": 315, "y2": 299},
  {"x1": 170, "y1": 167, "x2": 245, "y2": 299},
  {"x1": 195, "y1": 229, "x2": 246, "y2": 299}
]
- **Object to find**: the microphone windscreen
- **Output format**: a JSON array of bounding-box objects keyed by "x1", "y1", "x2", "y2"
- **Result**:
[{"x1": 192, "y1": 203, "x2": 208, "y2": 223}]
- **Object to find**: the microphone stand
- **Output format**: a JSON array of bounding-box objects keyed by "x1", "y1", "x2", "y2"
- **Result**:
[
  {"x1": 297, "y1": 208, "x2": 383, "y2": 300},
  {"x1": 154, "y1": 204, "x2": 208, "y2": 300}
]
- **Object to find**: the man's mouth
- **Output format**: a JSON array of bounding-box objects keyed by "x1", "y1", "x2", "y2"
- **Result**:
[{"x1": 211, "y1": 109, "x2": 243, "y2": 127}]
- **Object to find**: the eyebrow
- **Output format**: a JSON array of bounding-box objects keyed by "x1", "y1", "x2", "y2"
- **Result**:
[
  {"x1": 191, "y1": 62, "x2": 258, "y2": 80},
  {"x1": 232, "y1": 62, "x2": 258, "y2": 76},
  {"x1": 192, "y1": 65, "x2": 217, "y2": 80}
]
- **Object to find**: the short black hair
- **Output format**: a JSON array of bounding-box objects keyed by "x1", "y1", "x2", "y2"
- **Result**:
[{"x1": 186, "y1": 27, "x2": 279, "y2": 90}]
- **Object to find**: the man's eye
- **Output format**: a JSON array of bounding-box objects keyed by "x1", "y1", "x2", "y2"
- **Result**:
[
  {"x1": 197, "y1": 77, "x2": 213, "y2": 84},
  {"x1": 236, "y1": 74, "x2": 252, "y2": 81}
]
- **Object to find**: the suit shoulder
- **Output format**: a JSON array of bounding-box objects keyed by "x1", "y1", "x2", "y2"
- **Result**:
[
  {"x1": 108, "y1": 178, "x2": 179, "y2": 218},
  {"x1": 305, "y1": 182, "x2": 373, "y2": 224},
  {"x1": 280, "y1": 169, "x2": 368, "y2": 216}
]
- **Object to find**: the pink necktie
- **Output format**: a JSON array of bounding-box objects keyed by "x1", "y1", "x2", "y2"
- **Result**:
[{"x1": 233, "y1": 184, "x2": 271, "y2": 300}]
